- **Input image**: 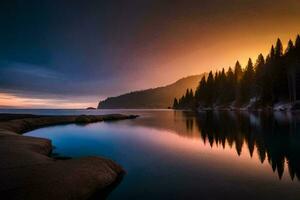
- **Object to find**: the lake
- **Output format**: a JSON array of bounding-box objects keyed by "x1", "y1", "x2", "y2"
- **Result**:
[{"x1": 4, "y1": 109, "x2": 300, "y2": 199}]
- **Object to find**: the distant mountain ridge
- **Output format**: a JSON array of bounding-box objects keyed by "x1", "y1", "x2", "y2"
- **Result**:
[{"x1": 98, "y1": 74, "x2": 205, "y2": 109}]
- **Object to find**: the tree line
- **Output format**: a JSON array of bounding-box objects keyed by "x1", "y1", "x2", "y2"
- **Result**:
[{"x1": 173, "y1": 34, "x2": 300, "y2": 110}]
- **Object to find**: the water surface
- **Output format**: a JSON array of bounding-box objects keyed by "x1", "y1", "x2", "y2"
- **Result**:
[{"x1": 20, "y1": 110, "x2": 300, "y2": 199}]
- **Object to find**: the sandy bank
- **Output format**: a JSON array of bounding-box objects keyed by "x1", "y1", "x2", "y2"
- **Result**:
[{"x1": 0, "y1": 114, "x2": 137, "y2": 200}]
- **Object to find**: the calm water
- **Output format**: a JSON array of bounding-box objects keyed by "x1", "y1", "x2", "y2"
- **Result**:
[{"x1": 5, "y1": 109, "x2": 300, "y2": 199}]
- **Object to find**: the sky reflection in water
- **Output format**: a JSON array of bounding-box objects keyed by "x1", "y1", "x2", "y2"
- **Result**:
[{"x1": 25, "y1": 110, "x2": 300, "y2": 200}]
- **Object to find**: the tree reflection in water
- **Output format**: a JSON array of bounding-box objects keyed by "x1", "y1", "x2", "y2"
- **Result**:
[{"x1": 180, "y1": 111, "x2": 300, "y2": 181}]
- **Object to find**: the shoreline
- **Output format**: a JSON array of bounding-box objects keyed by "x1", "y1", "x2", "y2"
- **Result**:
[
  {"x1": 0, "y1": 114, "x2": 137, "y2": 200},
  {"x1": 196, "y1": 107, "x2": 300, "y2": 113},
  {"x1": 174, "y1": 103, "x2": 300, "y2": 113}
]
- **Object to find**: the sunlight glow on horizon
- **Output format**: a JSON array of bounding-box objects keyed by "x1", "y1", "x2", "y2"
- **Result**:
[{"x1": 0, "y1": 92, "x2": 94, "y2": 109}]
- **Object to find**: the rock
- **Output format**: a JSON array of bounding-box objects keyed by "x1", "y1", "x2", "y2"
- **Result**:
[
  {"x1": 86, "y1": 107, "x2": 96, "y2": 110},
  {"x1": 0, "y1": 114, "x2": 135, "y2": 199}
]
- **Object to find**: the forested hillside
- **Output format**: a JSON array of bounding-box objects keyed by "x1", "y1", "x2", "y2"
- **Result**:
[
  {"x1": 98, "y1": 74, "x2": 205, "y2": 109},
  {"x1": 174, "y1": 35, "x2": 300, "y2": 110}
]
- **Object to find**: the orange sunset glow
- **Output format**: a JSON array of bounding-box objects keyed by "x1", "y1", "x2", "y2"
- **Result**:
[
  {"x1": 0, "y1": 93, "x2": 94, "y2": 108},
  {"x1": 1, "y1": 1, "x2": 300, "y2": 108}
]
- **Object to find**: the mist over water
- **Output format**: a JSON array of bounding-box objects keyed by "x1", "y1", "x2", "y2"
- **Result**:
[{"x1": 21, "y1": 109, "x2": 300, "y2": 200}]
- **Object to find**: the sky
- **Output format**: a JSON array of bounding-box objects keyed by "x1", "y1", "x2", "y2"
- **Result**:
[{"x1": 1, "y1": 0, "x2": 300, "y2": 108}]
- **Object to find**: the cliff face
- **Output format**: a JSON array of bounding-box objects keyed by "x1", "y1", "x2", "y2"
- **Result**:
[{"x1": 98, "y1": 74, "x2": 205, "y2": 109}]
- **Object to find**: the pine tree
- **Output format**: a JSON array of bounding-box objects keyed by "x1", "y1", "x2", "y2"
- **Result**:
[
  {"x1": 255, "y1": 54, "x2": 265, "y2": 98},
  {"x1": 234, "y1": 61, "x2": 243, "y2": 82},
  {"x1": 219, "y1": 68, "x2": 227, "y2": 103},
  {"x1": 246, "y1": 58, "x2": 255, "y2": 82},
  {"x1": 179, "y1": 95, "x2": 185, "y2": 108},
  {"x1": 295, "y1": 34, "x2": 300, "y2": 49},
  {"x1": 195, "y1": 76, "x2": 207, "y2": 106},
  {"x1": 173, "y1": 98, "x2": 178, "y2": 109},
  {"x1": 189, "y1": 89, "x2": 194, "y2": 100},
  {"x1": 270, "y1": 45, "x2": 275, "y2": 61},
  {"x1": 234, "y1": 61, "x2": 243, "y2": 102},
  {"x1": 239, "y1": 58, "x2": 255, "y2": 103},
  {"x1": 265, "y1": 55, "x2": 270, "y2": 64},
  {"x1": 185, "y1": 89, "x2": 190, "y2": 107},
  {"x1": 225, "y1": 67, "x2": 236, "y2": 103},
  {"x1": 275, "y1": 38, "x2": 283, "y2": 58},
  {"x1": 255, "y1": 54, "x2": 265, "y2": 70},
  {"x1": 206, "y1": 71, "x2": 214, "y2": 106},
  {"x1": 295, "y1": 34, "x2": 300, "y2": 56},
  {"x1": 189, "y1": 89, "x2": 194, "y2": 108},
  {"x1": 285, "y1": 39, "x2": 294, "y2": 54},
  {"x1": 260, "y1": 56, "x2": 273, "y2": 105}
]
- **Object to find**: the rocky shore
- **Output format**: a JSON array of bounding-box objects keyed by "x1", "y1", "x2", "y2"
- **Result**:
[
  {"x1": 0, "y1": 114, "x2": 137, "y2": 200},
  {"x1": 196, "y1": 101, "x2": 300, "y2": 112}
]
